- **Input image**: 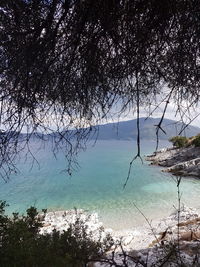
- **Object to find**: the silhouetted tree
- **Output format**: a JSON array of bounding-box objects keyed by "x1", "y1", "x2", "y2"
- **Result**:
[{"x1": 1, "y1": 0, "x2": 200, "y2": 178}]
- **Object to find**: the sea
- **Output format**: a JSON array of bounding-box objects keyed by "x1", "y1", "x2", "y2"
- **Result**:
[{"x1": 0, "y1": 139, "x2": 200, "y2": 230}]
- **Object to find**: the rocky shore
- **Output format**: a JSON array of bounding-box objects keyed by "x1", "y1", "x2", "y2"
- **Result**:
[
  {"x1": 2, "y1": 146, "x2": 200, "y2": 266},
  {"x1": 146, "y1": 146, "x2": 200, "y2": 178},
  {"x1": 39, "y1": 206, "x2": 200, "y2": 266},
  {"x1": 39, "y1": 209, "x2": 104, "y2": 236},
  {"x1": 37, "y1": 145, "x2": 200, "y2": 265}
]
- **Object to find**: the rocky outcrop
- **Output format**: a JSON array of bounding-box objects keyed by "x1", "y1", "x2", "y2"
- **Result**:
[
  {"x1": 146, "y1": 146, "x2": 200, "y2": 178},
  {"x1": 164, "y1": 157, "x2": 200, "y2": 177},
  {"x1": 39, "y1": 209, "x2": 111, "y2": 241},
  {"x1": 40, "y1": 206, "x2": 200, "y2": 267},
  {"x1": 94, "y1": 206, "x2": 200, "y2": 266},
  {"x1": 39, "y1": 206, "x2": 200, "y2": 266}
]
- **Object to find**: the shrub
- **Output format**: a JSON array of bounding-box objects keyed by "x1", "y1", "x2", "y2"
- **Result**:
[
  {"x1": 191, "y1": 134, "x2": 200, "y2": 147},
  {"x1": 169, "y1": 136, "x2": 188, "y2": 148},
  {"x1": 0, "y1": 201, "x2": 113, "y2": 267}
]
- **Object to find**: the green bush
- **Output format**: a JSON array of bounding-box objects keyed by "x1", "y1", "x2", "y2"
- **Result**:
[
  {"x1": 0, "y1": 201, "x2": 113, "y2": 267},
  {"x1": 169, "y1": 136, "x2": 188, "y2": 148},
  {"x1": 192, "y1": 134, "x2": 200, "y2": 147}
]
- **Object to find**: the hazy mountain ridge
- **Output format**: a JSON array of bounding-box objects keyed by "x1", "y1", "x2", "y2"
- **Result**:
[
  {"x1": 92, "y1": 117, "x2": 200, "y2": 140},
  {"x1": 23, "y1": 117, "x2": 200, "y2": 141}
]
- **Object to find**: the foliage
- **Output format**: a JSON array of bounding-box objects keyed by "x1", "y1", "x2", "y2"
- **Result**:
[
  {"x1": 169, "y1": 136, "x2": 188, "y2": 148},
  {"x1": 0, "y1": 0, "x2": 200, "y2": 178},
  {"x1": 169, "y1": 134, "x2": 200, "y2": 148},
  {"x1": 191, "y1": 134, "x2": 200, "y2": 147},
  {"x1": 0, "y1": 201, "x2": 113, "y2": 267}
]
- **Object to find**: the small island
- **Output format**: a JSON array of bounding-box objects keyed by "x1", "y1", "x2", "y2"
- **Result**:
[{"x1": 146, "y1": 135, "x2": 200, "y2": 178}]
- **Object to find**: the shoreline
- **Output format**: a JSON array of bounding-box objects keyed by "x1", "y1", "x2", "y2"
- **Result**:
[
  {"x1": 146, "y1": 146, "x2": 200, "y2": 178},
  {"x1": 38, "y1": 206, "x2": 200, "y2": 266},
  {"x1": 37, "y1": 144, "x2": 200, "y2": 265},
  {"x1": 39, "y1": 205, "x2": 200, "y2": 251},
  {"x1": 37, "y1": 143, "x2": 200, "y2": 233}
]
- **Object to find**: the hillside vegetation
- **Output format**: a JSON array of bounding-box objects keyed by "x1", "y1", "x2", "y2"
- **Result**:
[{"x1": 169, "y1": 134, "x2": 200, "y2": 148}]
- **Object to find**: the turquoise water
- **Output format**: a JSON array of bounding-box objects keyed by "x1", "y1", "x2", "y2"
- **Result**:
[{"x1": 0, "y1": 140, "x2": 200, "y2": 230}]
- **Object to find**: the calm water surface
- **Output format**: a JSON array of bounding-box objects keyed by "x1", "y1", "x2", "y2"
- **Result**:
[{"x1": 0, "y1": 140, "x2": 200, "y2": 230}]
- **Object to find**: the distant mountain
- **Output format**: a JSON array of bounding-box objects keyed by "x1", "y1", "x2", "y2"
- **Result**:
[{"x1": 91, "y1": 118, "x2": 200, "y2": 140}]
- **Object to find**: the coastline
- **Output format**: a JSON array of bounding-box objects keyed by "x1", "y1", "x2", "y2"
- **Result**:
[
  {"x1": 39, "y1": 205, "x2": 200, "y2": 250},
  {"x1": 39, "y1": 144, "x2": 200, "y2": 240},
  {"x1": 146, "y1": 146, "x2": 200, "y2": 178},
  {"x1": 37, "y1": 144, "x2": 200, "y2": 265},
  {"x1": 39, "y1": 206, "x2": 200, "y2": 266}
]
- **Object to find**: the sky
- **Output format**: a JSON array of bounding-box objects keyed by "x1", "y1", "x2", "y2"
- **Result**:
[{"x1": 40, "y1": 99, "x2": 200, "y2": 133}]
